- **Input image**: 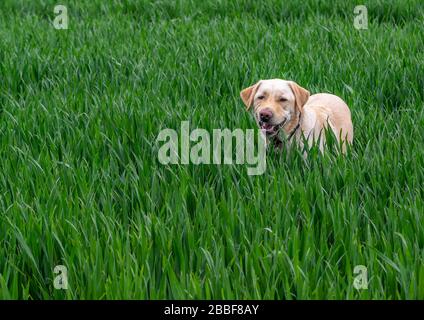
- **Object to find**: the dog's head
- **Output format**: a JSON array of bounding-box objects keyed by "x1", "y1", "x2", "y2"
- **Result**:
[{"x1": 240, "y1": 79, "x2": 309, "y2": 136}]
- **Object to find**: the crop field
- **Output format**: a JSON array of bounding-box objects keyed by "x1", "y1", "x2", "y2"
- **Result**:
[{"x1": 0, "y1": 0, "x2": 423, "y2": 299}]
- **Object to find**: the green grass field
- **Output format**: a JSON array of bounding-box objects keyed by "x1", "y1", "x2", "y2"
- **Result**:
[{"x1": 0, "y1": 0, "x2": 423, "y2": 299}]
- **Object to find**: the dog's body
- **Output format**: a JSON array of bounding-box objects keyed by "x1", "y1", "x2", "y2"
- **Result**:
[
  {"x1": 240, "y1": 79, "x2": 353, "y2": 153},
  {"x1": 299, "y1": 93, "x2": 353, "y2": 152}
]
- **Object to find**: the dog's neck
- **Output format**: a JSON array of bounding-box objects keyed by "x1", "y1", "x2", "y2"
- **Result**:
[{"x1": 283, "y1": 112, "x2": 302, "y2": 140}]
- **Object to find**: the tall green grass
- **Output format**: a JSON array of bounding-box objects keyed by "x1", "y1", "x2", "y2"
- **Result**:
[{"x1": 0, "y1": 0, "x2": 423, "y2": 299}]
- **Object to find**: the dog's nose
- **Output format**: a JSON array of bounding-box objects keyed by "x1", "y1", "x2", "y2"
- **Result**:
[{"x1": 259, "y1": 109, "x2": 273, "y2": 122}]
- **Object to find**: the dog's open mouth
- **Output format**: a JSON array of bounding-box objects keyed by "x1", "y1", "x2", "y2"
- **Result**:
[
  {"x1": 260, "y1": 122, "x2": 279, "y2": 134},
  {"x1": 259, "y1": 118, "x2": 287, "y2": 135}
]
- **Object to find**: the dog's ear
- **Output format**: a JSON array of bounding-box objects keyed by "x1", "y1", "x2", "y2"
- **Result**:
[
  {"x1": 240, "y1": 81, "x2": 261, "y2": 110},
  {"x1": 288, "y1": 81, "x2": 310, "y2": 113}
]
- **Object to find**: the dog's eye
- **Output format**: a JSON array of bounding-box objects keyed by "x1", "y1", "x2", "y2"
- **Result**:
[
  {"x1": 257, "y1": 95, "x2": 265, "y2": 100},
  {"x1": 279, "y1": 97, "x2": 288, "y2": 102}
]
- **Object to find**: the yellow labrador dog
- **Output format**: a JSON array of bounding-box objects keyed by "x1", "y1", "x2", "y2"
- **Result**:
[{"x1": 240, "y1": 79, "x2": 353, "y2": 153}]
